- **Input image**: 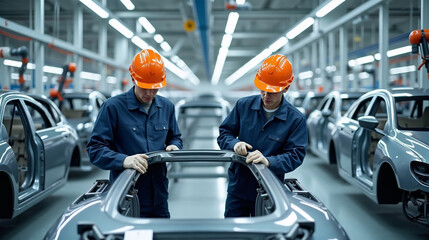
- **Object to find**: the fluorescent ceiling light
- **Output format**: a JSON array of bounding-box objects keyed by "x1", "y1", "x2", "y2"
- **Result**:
[
  {"x1": 286, "y1": 17, "x2": 314, "y2": 40},
  {"x1": 316, "y1": 0, "x2": 345, "y2": 18},
  {"x1": 221, "y1": 34, "x2": 232, "y2": 48},
  {"x1": 387, "y1": 45, "x2": 412, "y2": 57},
  {"x1": 225, "y1": 48, "x2": 271, "y2": 85},
  {"x1": 298, "y1": 71, "x2": 314, "y2": 79},
  {"x1": 43, "y1": 66, "x2": 63, "y2": 74},
  {"x1": 269, "y1": 37, "x2": 288, "y2": 52},
  {"x1": 162, "y1": 57, "x2": 187, "y2": 79},
  {"x1": 160, "y1": 42, "x2": 171, "y2": 52},
  {"x1": 79, "y1": 0, "x2": 109, "y2": 19},
  {"x1": 80, "y1": 71, "x2": 101, "y2": 81},
  {"x1": 358, "y1": 72, "x2": 370, "y2": 79},
  {"x1": 131, "y1": 36, "x2": 149, "y2": 49},
  {"x1": 109, "y1": 19, "x2": 133, "y2": 38},
  {"x1": 138, "y1": 17, "x2": 156, "y2": 34},
  {"x1": 120, "y1": 0, "x2": 135, "y2": 10},
  {"x1": 211, "y1": 47, "x2": 229, "y2": 85},
  {"x1": 3, "y1": 59, "x2": 22, "y2": 67},
  {"x1": 154, "y1": 34, "x2": 164, "y2": 43},
  {"x1": 236, "y1": 0, "x2": 246, "y2": 4},
  {"x1": 170, "y1": 55, "x2": 180, "y2": 63},
  {"x1": 225, "y1": 12, "x2": 239, "y2": 34},
  {"x1": 349, "y1": 55, "x2": 374, "y2": 67},
  {"x1": 390, "y1": 65, "x2": 416, "y2": 75}
]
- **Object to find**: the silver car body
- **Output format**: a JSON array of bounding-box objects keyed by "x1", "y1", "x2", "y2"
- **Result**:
[
  {"x1": 45, "y1": 150, "x2": 349, "y2": 240},
  {"x1": 0, "y1": 91, "x2": 79, "y2": 219},
  {"x1": 307, "y1": 91, "x2": 364, "y2": 163},
  {"x1": 332, "y1": 88, "x2": 429, "y2": 225},
  {"x1": 57, "y1": 91, "x2": 106, "y2": 170}
]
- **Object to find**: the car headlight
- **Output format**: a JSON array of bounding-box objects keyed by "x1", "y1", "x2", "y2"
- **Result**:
[{"x1": 411, "y1": 161, "x2": 429, "y2": 186}]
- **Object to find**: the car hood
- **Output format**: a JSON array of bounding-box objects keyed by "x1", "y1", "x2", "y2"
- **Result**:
[
  {"x1": 398, "y1": 130, "x2": 429, "y2": 161},
  {"x1": 403, "y1": 131, "x2": 429, "y2": 148}
]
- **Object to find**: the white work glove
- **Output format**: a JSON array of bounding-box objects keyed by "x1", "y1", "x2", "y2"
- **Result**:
[
  {"x1": 165, "y1": 145, "x2": 179, "y2": 151},
  {"x1": 233, "y1": 141, "x2": 253, "y2": 156},
  {"x1": 246, "y1": 150, "x2": 270, "y2": 167},
  {"x1": 123, "y1": 154, "x2": 149, "y2": 174}
]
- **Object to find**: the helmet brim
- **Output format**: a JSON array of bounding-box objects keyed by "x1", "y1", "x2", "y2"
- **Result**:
[
  {"x1": 135, "y1": 78, "x2": 167, "y2": 89},
  {"x1": 254, "y1": 77, "x2": 287, "y2": 93}
]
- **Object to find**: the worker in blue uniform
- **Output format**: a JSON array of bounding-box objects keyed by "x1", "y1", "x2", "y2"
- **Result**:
[
  {"x1": 87, "y1": 49, "x2": 182, "y2": 218},
  {"x1": 218, "y1": 54, "x2": 308, "y2": 217}
]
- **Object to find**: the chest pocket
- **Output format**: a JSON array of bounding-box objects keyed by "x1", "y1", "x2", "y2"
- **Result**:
[
  {"x1": 267, "y1": 134, "x2": 284, "y2": 143},
  {"x1": 154, "y1": 122, "x2": 168, "y2": 137}
]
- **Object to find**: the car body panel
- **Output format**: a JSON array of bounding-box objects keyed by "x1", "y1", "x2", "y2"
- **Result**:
[
  {"x1": 0, "y1": 91, "x2": 79, "y2": 219},
  {"x1": 45, "y1": 150, "x2": 349, "y2": 240}
]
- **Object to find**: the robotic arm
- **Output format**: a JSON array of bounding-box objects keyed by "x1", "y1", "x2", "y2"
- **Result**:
[
  {"x1": 409, "y1": 29, "x2": 429, "y2": 80},
  {"x1": 50, "y1": 62, "x2": 76, "y2": 109},
  {"x1": 0, "y1": 46, "x2": 29, "y2": 91}
]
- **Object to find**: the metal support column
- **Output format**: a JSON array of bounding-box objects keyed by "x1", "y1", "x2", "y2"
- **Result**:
[
  {"x1": 99, "y1": 21, "x2": 107, "y2": 92},
  {"x1": 379, "y1": 2, "x2": 389, "y2": 89},
  {"x1": 420, "y1": 0, "x2": 429, "y2": 89},
  {"x1": 339, "y1": 26, "x2": 348, "y2": 90},
  {"x1": 293, "y1": 51, "x2": 300, "y2": 90},
  {"x1": 311, "y1": 42, "x2": 317, "y2": 90},
  {"x1": 319, "y1": 37, "x2": 327, "y2": 92},
  {"x1": 114, "y1": 36, "x2": 128, "y2": 89},
  {"x1": 73, "y1": 2, "x2": 83, "y2": 91},
  {"x1": 34, "y1": 0, "x2": 44, "y2": 95}
]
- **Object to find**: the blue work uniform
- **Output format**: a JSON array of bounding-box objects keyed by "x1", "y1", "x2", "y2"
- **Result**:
[
  {"x1": 87, "y1": 87, "x2": 182, "y2": 217},
  {"x1": 217, "y1": 94, "x2": 307, "y2": 217}
]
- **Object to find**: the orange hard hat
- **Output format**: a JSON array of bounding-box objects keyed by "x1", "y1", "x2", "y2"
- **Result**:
[
  {"x1": 254, "y1": 54, "x2": 294, "y2": 93},
  {"x1": 129, "y1": 49, "x2": 167, "y2": 89}
]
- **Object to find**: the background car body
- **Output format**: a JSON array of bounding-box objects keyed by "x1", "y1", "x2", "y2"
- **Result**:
[
  {"x1": 332, "y1": 88, "x2": 429, "y2": 226},
  {"x1": 0, "y1": 91, "x2": 79, "y2": 219},
  {"x1": 55, "y1": 91, "x2": 106, "y2": 170},
  {"x1": 307, "y1": 90, "x2": 364, "y2": 163},
  {"x1": 45, "y1": 150, "x2": 349, "y2": 240}
]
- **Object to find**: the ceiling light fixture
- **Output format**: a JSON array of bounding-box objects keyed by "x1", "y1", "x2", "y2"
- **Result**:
[
  {"x1": 211, "y1": 47, "x2": 229, "y2": 85},
  {"x1": 79, "y1": 0, "x2": 109, "y2": 19},
  {"x1": 109, "y1": 19, "x2": 133, "y2": 38},
  {"x1": 160, "y1": 42, "x2": 171, "y2": 52},
  {"x1": 120, "y1": 0, "x2": 135, "y2": 10},
  {"x1": 269, "y1": 37, "x2": 288, "y2": 52},
  {"x1": 225, "y1": 12, "x2": 239, "y2": 34},
  {"x1": 316, "y1": 0, "x2": 345, "y2": 18},
  {"x1": 225, "y1": 49, "x2": 272, "y2": 85},
  {"x1": 131, "y1": 36, "x2": 149, "y2": 49},
  {"x1": 390, "y1": 65, "x2": 416, "y2": 75},
  {"x1": 138, "y1": 17, "x2": 156, "y2": 34},
  {"x1": 154, "y1": 34, "x2": 164, "y2": 43},
  {"x1": 221, "y1": 34, "x2": 233, "y2": 48},
  {"x1": 286, "y1": 17, "x2": 314, "y2": 40}
]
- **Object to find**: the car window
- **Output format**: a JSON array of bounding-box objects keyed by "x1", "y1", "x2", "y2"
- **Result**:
[
  {"x1": 341, "y1": 98, "x2": 359, "y2": 115},
  {"x1": 24, "y1": 101, "x2": 52, "y2": 130},
  {"x1": 395, "y1": 97, "x2": 429, "y2": 130},
  {"x1": 370, "y1": 97, "x2": 388, "y2": 131},
  {"x1": 351, "y1": 97, "x2": 372, "y2": 120},
  {"x1": 318, "y1": 97, "x2": 329, "y2": 110},
  {"x1": 37, "y1": 99, "x2": 61, "y2": 124},
  {"x1": 327, "y1": 98, "x2": 335, "y2": 117}
]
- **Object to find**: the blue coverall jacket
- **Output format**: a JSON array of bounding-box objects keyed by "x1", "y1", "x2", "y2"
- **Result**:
[
  {"x1": 87, "y1": 87, "x2": 182, "y2": 206},
  {"x1": 217, "y1": 94, "x2": 307, "y2": 201}
]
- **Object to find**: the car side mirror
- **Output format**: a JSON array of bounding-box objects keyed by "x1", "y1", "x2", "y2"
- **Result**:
[
  {"x1": 358, "y1": 116, "x2": 378, "y2": 130},
  {"x1": 322, "y1": 109, "x2": 331, "y2": 117}
]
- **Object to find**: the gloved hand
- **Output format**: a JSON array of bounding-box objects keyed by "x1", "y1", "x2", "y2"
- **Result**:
[
  {"x1": 123, "y1": 154, "x2": 149, "y2": 174},
  {"x1": 166, "y1": 145, "x2": 179, "y2": 151},
  {"x1": 246, "y1": 150, "x2": 270, "y2": 167},
  {"x1": 233, "y1": 141, "x2": 253, "y2": 156}
]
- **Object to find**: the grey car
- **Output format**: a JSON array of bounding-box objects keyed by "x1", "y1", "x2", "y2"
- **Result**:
[
  {"x1": 0, "y1": 91, "x2": 79, "y2": 219},
  {"x1": 55, "y1": 91, "x2": 106, "y2": 170},
  {"x1": 45, "y1": 150, "x2": 349, "y2": 240},
  {"x1": 332, "y1": 88, "x2": 429, "y2": 226},
  {"x1": 307, "y1": 90, "x2": 364, "y2": 163}
]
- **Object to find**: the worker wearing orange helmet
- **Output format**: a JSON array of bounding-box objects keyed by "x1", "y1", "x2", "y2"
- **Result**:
[
  {"x1": 218, "y1": 54, "x2": 307, "y2": 217},
  {"x1": 87, "y1": 49, "x2": 182, "y2": 218}
]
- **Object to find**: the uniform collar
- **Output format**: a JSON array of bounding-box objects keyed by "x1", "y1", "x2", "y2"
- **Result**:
[
  {"x1": 251, "y1": 95, "x2": 288, "y2": 121},
  {"x1": 126, "y1": 86, "x2": 162, "y2": 111}
]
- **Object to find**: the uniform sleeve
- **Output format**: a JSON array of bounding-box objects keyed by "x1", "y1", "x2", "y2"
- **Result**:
[
  {"x1": 166, "y1": 105, "x2": 183, "y2": 149},
  {"x1": 217, "y1": 103, "x2": 241, "y2": 150},
  {"x1": 267, "y1": 117, "x2": 308, "y2": 174},
  {"x1": 86, "y1": 103, "x2": 127, "y2": 170}
]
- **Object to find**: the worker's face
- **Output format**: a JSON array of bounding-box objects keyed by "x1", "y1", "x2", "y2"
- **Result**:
[
  {"x1": 260, "y1": 88, "x2": 287, "y2": 110},
  {"x1": 134, "y1": 85, "x2": 158, "y2": 103}
]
